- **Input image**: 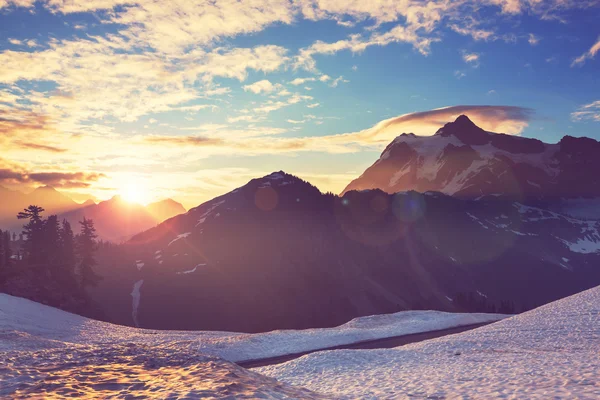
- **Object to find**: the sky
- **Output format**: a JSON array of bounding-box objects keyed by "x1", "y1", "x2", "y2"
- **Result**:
[{"x1": 1, "y1": 0, "x2": 599, "y2": 208}]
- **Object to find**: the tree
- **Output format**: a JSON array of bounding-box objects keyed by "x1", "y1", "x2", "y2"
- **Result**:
[
  {"x1": 17, "y1": 205, "x2": 45, "y2": 264},
  {"x1": 59, "y1": 219, "x2": 76, "y2": 278},
  {"x1": 42, "y1": 215, "x2": 61, "y2": 272},
  {"x1": 77, "y1": 217, "x2": 101, "y2": 287},
  {"x1": 3, "y1": 231, "x2": 12, "y2": 268}
]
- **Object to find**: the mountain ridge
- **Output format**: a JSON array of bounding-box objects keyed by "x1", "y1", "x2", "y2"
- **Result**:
[
  {"x1": 83, "y1": 170, "x2": 600, "y2": 332},
  {"x1": 342, "y1": 115, "x2": 600, "y2": 203}
]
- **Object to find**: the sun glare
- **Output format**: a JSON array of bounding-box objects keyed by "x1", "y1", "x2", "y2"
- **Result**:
[{"x1": 119, "y1": 181, "x2": 149, "y2": 205}]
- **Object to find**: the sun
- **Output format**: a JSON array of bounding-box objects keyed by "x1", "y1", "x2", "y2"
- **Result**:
[{"x1": 119, "y1": 181, "x2": 149, "y2": 205}]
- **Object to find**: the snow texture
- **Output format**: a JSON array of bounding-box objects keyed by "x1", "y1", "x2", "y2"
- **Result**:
[
  {"x1": 195, "y1": 200, "x2": 226, "y2": 227},
  {"x1": 176, "y1": 263, "x2": 206, "y2": 275},
  {"x1": 167, "y1": 232, "x2": 191, "y2": 247},
  {"x1": 0, "y1": 296, "x2": 504, "y2": 365},
  {"x1": 381, "y1": 133, "x2": 559, "y2": 195},
  {"x1": 130, "y1": 279, "x2": 144, "y2": 327},
  {"x1": 258, "y1": 285, "x2": 600, "y2": 399},
  {"x1": 0, "y1": 294, "x2": 325, "y2": 399}
]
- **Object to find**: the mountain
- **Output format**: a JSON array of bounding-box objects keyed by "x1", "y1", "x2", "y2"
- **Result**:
[
  {"x1": 57, "y1": 196, "x2": 186, "y2": 242},
  {"x1": 88, "y1": 171, "x2": 600, "y2": 332},
  {"x1": 27, "y1": 186, "x2": 79, "y2": 212},
  {"x1": 342, "y1": 115, "x2": 600, "y2": 209},
  {"x1": 0, "y1": 185, "x2": 82, "y2": 231},
  {"x1": 146, "y1": 198, "x2": 186, "y2": 222}
]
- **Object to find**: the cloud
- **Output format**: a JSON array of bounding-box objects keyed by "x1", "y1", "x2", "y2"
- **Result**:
[
  {"x1": 243, "y1": 79, "x2": 279, "y2": 94},
  {"x1": 449, "y1": 24, "x2": 495, "y2": 41},
  {"x1": 330, "y1": 76, "x2": 349, "y2": 87},
  {"x1": 571, "y1": 100, "x2": 600, "y2": 122},
  {"x1": 144, "y1": 135, "x2": 225, "y2": 146},
  {"x1": 289, "y1": 77, "x2": 316, "y2": 86},
  {"x1": 296, "y1": 28, "x2": 438, "y2": 71},
  {"x1": 27, "y1": 172, "x2": 106, "y2": 188},
  {"x1": 253, "y1": 93, "x2": 313, "y2": 114},
  {"x1": 572, "y1": 37, "x2": 600, "y2": 66},
  {"x1": 227, "y1": 115, "x2": 264, "y2": 123},
  {"x1": 528, "y1": 33, "x2": 540, "y2": 46},
  {"x1": 462, "y1": 52, "x2": 481, "y2": 66},
  {"x1": 356, "y1": 105, "x2": 535, "y2": 141},
  {"x1": 0, "y1": 38, "x2": 287, "y2": 129},
  {"x1": 0, "y1": 157, "x2": 105, "y2": 188},
  {"x1": 13, "y1": 141, "x2": 67, "y2": 153},
  {"x1": 144, "y1": 105, "x2": 536, "y2": 155}
]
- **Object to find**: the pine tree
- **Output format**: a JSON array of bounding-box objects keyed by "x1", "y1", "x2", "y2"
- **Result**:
[
  {"x1": 42, "y1": 215, "x2": 61, "y2": 273},
  {"x1": 3, "y1": 231, "x2": 11, "y2": 267},
  {"x1": 17, "y1": 205, "x2": 45, "y2": 264},
  {"x1": 59, "y1": 220, "x2": 76, "y2": 273},
  {"x1": 77, "y1": 217, "x2": 101, "y2": 287}
]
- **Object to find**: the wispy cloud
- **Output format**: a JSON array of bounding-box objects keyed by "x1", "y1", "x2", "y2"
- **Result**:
[
  {"x1": 528, "y1": 33, "x2": 541, "y2": 46},
  {"x1": 0, "y1": 157, "x2": 105, "y2": 188},
  {"x1": 572, "y1": 37, "x2": 600, "y2": 66},
  {"x1": 330, "y1": 76, "x2": 349, "y2": 87},
  {"x1": 571, "y1": 100, "x2": 600, "y2": 122},
  {"x1": 462, "y1": 51, "x2": 481, "y2": 67}
]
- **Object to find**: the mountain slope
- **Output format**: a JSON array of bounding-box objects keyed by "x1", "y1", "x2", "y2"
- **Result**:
[
  {"x1": 88, "y1": 172, "x2": 600, "y2": 332},
  {"x1": 258, "y1": 284, "x2": 600, "y2": 398},
  {"x1": 146, "y1": 198, "x2": 186, "y2": 223},
  {"x1": 0, "y1": 185, "x2": 82, "y2": 229},
  {"x1": 342, "y1": 115, "x2": 600, "y2": 204}
]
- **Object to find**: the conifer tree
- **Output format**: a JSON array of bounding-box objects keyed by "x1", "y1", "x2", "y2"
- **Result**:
[
  {"x1": 17, "y1": 205, "x2": 45, "y2": 264},
  {"x1": 3, "y1": 231, "x2": 12, "y2": 267},
  {"x1": 77, "y1": 217, "x2": 101, "y2": 287},
  {"x1": 59, "y1": 219, "x2": 76, "y2": 276},
  {"x1": 42, "y1": 215, "x2": 61, "y2": 272}
]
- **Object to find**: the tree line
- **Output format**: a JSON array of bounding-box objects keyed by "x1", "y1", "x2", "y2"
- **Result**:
[
  {"x1": 454, "y1": 291, "x2": 518, "y2": 314},
  {"x1": 0, "y1": 205, "x2": 100, "y2": 288}
]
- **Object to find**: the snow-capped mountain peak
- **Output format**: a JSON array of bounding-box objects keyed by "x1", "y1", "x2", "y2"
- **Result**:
[{"x1": 343, "y1": 115, "x2": 600, "y2": 202}]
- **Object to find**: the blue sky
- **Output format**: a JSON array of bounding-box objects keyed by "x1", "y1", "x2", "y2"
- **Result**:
[{"x1": 1, "y1": 0, "x2": 599, "y2": 207}]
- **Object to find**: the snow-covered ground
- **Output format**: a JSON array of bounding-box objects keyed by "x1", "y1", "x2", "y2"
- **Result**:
[
  {"x1": 0, "y1": 294, "x2": 505, "y2": 398},
  {"x1": 0, "y1": 293, "x2": 504, "y2": 362},
  {"x1": 258, "y1": 286, "x2": 600, "y2": 399},
  {"x1": 0, "y1": 294, "x2": 325, "y2": 399}
]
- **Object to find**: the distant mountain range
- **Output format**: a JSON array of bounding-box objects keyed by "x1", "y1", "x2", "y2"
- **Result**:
[
  {"x1": 90, "y1": 170, "x2": 600, "y2": 332},
  {"x1": 0, "y1": 185, "x2": 84, "y2": 224},
  {"x1": 343, "y1": 115, "x2": 600, "y2": 210},
  {"x1": 60, "y1": 196, "x2": 186, "y2": 242},
  {"x1": 6, "y1": 115, "x2": 600, "y2": 332},
  {"x1": 0, "y1": 186, "x2": 185, "y2": 242}
]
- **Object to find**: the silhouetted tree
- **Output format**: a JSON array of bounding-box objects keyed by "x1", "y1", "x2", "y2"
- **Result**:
[
  {"x1": 42, "y1": 215, "x2": 61, "y2": 272},
  {"x1": 59, "y1": 219, "x2": 76, "y2": 277},
  {"x1": 77, "y1": 217, "x2": 101, "y2": 287},
  {"x1": 4, "y1": 231, "x2": 12, "y2": 266},
  {"x1": 17, "y1": 205, "x2": 45, "y2": 264}
]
